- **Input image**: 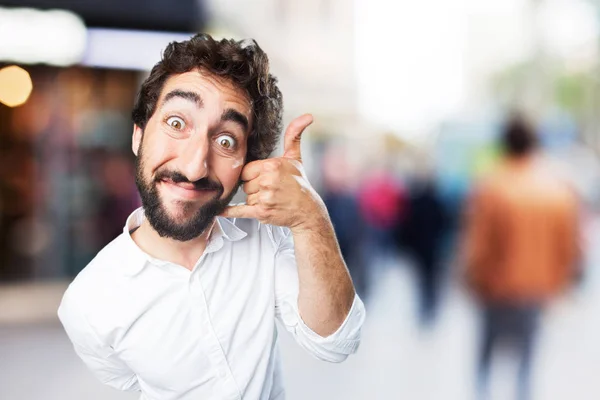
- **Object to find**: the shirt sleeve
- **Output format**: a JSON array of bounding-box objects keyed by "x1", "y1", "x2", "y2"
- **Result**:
[
  {"x1": 272, "y1": 226, "x2": 366, "y2": 363},
  {"x1": 57, "y1": 290, "x2": 140, "y2": 392}
]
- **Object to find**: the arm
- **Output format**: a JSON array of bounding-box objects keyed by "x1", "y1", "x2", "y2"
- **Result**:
[
  {"x1": 559, "y1": 190, "x2": 582, "y2": 284},
  {"x1": 222, "y1": 114, "x2": 364, "y2": 345},
  {"x1": 290, "y1": 207, "x2": 356, "y2": 336},
  {"x1": 462, "y1": 186, "x2": 494, "y2": 295},
  {"x1": 272, "y1": 224, "x2": 365, "y2": 362},
  {"x1": 58, "y1": 290, "x2": 140, "y2": 391}
]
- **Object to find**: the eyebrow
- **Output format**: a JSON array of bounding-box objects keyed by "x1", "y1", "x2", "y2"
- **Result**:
[
  {"x1": 161, "y1": 90, "x2": 204, "y2": 109},
  {"x1": 221, "y1": 108, "x2": 250, "y2": 134}
]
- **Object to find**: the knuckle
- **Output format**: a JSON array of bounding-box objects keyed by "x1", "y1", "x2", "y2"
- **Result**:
[
  {"x1": 257, "y1": 207, "x2": 270, "y2": 220},
  {"x1": 258, "y1": 175, "x2": 272, "y2": 188},
  {"x1": 248, "y1": 194, "x2": 258, "y2": 206},
  {"x1": 259, "y1": 191, "x2": 274, "y2": 205}
]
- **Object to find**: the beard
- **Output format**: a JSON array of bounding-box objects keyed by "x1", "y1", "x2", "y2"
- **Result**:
[{"x1": 134, "y1": 145, "x2": 239, "y2": 242}]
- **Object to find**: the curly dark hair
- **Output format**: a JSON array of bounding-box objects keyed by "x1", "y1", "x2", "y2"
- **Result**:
[{"x1": 132, "y1": 33, "x2": 283, "y2": 163}]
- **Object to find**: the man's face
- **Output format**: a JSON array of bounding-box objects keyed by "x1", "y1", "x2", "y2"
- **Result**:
[{"x1": 132, "y1": 69, "x2": 252, "y2": 241}]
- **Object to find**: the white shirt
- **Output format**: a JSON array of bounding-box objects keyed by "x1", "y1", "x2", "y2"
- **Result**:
[{"x1": 58, "y1": 208, "x2": 365, "y2": 400}]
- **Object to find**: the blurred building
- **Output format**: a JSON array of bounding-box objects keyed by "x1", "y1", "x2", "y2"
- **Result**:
[
  {"x1": 208, "y1": 0, "x2": 357, "y2": 123},
  {"x1": 0, "y1": 1, "x2": 209, "y2": 280}
]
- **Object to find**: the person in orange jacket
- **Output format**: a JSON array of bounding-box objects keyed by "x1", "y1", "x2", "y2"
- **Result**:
[{"x1": 463, "y1": 114, "x2": 581, "y2": 400}]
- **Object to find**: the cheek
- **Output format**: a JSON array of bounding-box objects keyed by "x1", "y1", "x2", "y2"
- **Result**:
[
  {"x1": 231, "y1": 158, "x2": 244, "y2": 170},
  {"x1": 214, "y1": 158, "x2": 244, "y2": 189},
  {"x1": 142, "y1": 129, "x2": 178, "y2": 172}
]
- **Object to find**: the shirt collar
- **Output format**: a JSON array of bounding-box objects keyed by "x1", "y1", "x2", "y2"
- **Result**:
[
  {"x1": 214, "y1": 216, "x2": 248, "y2": 242},
  {"x1": 121, "y1": 207, "x2": 248, "y2": 276}
]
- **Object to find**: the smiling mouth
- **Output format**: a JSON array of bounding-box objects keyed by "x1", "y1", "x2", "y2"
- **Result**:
[{"x1": 160, "y1": 179, "x2": 216, "y2": 199}]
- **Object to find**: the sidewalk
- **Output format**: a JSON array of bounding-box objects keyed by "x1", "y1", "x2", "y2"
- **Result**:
[{"x1": 2, "y1": 247, "x2": 600, "y2": 399}]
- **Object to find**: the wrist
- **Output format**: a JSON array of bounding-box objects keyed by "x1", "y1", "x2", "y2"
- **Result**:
[{"x1": 290, "y1": 207, "x2": 331, "y2": 236}]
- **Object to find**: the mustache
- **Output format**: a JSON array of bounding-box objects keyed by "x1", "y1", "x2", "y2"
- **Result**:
[{"x1": 154, "y1": 170, "x2": 223, "y2": 192}]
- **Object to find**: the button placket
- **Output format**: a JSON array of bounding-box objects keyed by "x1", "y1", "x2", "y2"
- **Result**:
[{"x1": 189, "y1": 255, "x2": 242, "y2": 400}]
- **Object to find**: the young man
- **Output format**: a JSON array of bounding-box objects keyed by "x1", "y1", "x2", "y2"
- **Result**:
[
  {"x1": 463, "y1": 115, "x2": 580, "y2": 400},
  {"x1": 58, "y1": 34, "x2": 365, "y2": 400}
]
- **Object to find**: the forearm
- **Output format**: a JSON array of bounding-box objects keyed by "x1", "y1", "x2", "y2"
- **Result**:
[{"x1": 291, "y1": 211, "x2": 356, "y2": 337}]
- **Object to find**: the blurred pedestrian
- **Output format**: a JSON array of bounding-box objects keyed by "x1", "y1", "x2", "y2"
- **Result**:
[
  {"x1": 463, "y1": 114, "x2": 580, "y2": 400},
  {"x1": 322, "y1": 145, "x2": 367, "y2": 299},
  {"x1": 357, "y1": 167, "x2": 406, "y2": 269},
  {"x1": 398, "y1": 175, "x2": 448, "y2": 327}
]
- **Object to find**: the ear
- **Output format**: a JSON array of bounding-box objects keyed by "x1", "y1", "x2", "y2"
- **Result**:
[{"x1": 132, "y1": 124, "x2": 143, "y2": 156}]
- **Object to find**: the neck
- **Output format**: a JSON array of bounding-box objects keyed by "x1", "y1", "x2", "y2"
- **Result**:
[
  {"x1": 132, "y1": 218, "x2": 215, "y2": 271},
  {"x1": 507, "y1": 152, "x2": 534, "y2": 165}
]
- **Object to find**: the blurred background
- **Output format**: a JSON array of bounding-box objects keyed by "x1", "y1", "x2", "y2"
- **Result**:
[{"x1": 2, "y1": 0, "x2": 600, "y2": 399}]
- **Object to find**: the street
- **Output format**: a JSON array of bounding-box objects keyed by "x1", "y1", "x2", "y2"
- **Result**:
[{"x1": 2, "y1": 239, "x2": 600, "y2": 400}]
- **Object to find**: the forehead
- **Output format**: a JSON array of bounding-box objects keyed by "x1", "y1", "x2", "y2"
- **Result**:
[{"x1": 159, "y1": 69, "x2": 252, "y2": 114}]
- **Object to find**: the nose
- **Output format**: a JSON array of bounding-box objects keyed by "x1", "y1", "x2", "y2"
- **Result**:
[{"x1": 177, "y1": 133, "x2": 210, "y2": 182}]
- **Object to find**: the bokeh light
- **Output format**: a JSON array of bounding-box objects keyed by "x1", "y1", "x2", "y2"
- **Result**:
[{"x1": 0, "y1": 65, "x2": 33, "y2": 107}]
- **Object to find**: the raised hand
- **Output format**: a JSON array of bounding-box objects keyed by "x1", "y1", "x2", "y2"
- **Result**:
[{"x1": 221, "y1": 114, "x2": 327, "y2": 231}]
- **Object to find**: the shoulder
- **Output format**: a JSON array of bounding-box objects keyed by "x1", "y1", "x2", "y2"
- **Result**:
[
  {"x1": 61, "y1": 233, "x2": 133, "y2": 314},
  {"x1": 469, "y1": 175, "x2": 497, "y2": 201}
]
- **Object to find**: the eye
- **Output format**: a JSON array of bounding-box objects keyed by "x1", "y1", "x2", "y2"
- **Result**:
[
  {"x1": 216, "y1": 134, "x2": 236, "y2": 150},
  {"x1": 166, "y1": 116, "x2": 185, "y2": 130}
]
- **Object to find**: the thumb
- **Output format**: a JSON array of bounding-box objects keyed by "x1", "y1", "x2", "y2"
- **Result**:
[
  {"x1": 220, "y1": 204, "x2": 258, "y2": 219},
  {"x1": 283, "y1": 114, "x2": 313, "y2": 162}
]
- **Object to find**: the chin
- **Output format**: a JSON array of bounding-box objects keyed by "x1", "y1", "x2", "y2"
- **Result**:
[{"x1": 164, "y1": 199, "x2": 202, "y2": 219}]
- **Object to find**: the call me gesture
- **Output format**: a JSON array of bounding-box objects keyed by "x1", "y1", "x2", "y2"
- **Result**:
[{"x1": 224, "y1": 114, "x2": 356, "y2": 337}]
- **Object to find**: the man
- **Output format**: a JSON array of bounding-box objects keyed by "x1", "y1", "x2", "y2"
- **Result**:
[
  {"x1": 399, "y1": 175, "x2": 447, "y2": 327},
  {"x1": 58, "y1": 34, "x2": 365, "y2": 400},
  {"x1": 463, "y1": 115, "x2": 580, "y2": 400}
]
